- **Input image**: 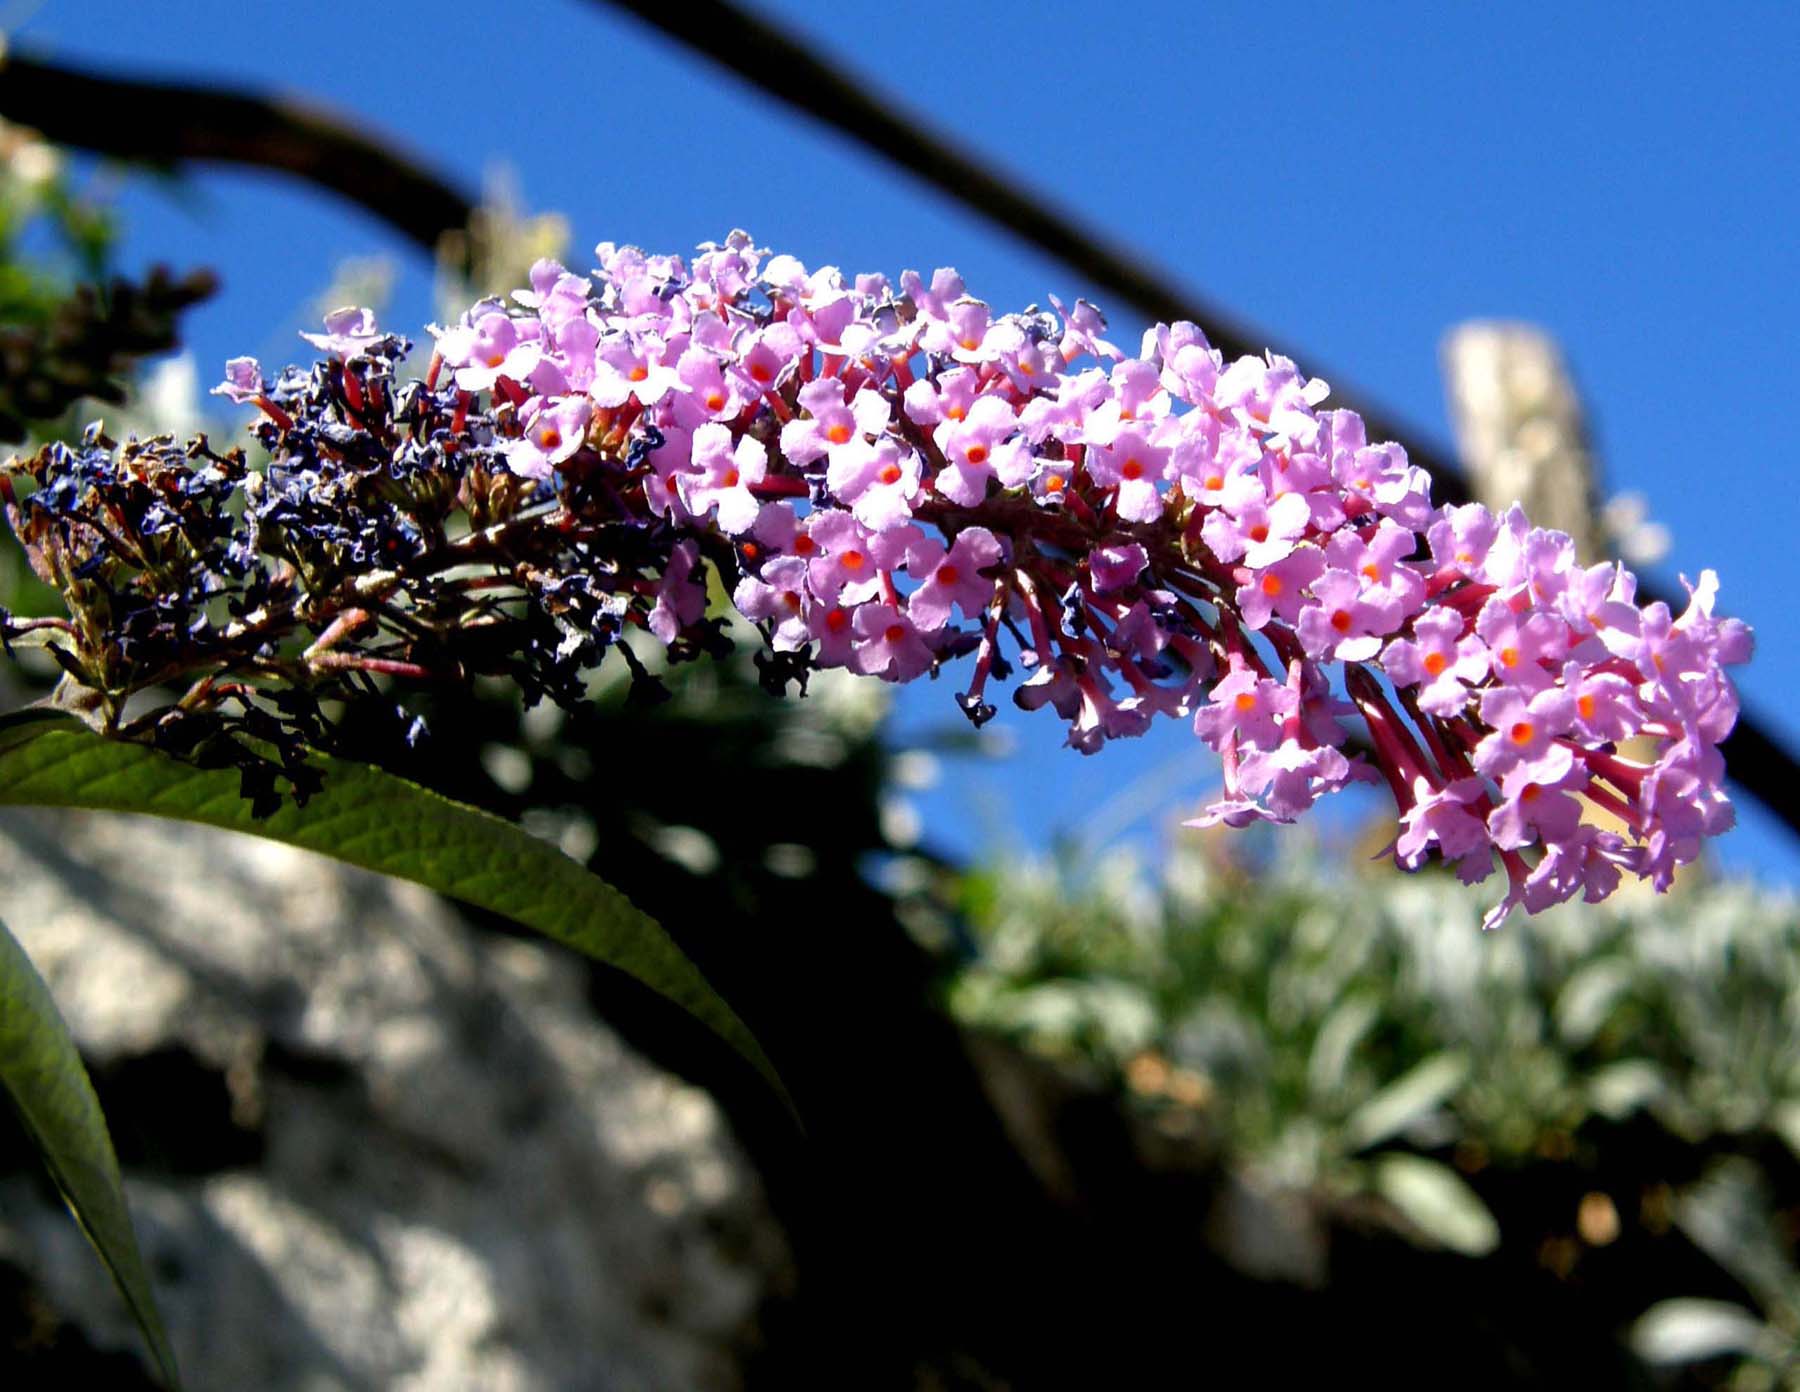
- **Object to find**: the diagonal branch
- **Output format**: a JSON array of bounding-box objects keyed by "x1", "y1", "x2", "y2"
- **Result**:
[
  {"x1": 0, "y1": 46, "x2": 475, "y2": 258},
  {"x1": 602, "y1": 0, "x2": 1800, "y2": 843}
]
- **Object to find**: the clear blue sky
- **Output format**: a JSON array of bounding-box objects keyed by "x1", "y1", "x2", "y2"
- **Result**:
[{"x1": 17, "y1": 0, "x2": 1799, "y2": 888}]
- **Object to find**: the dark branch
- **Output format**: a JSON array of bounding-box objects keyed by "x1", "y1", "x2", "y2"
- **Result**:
[
  {"x1": 603, "y1": 0, "x2": 1800, "y2": 843},
  {"x1": 0, "y1": 46, "x2": 475, "y2": 258}
]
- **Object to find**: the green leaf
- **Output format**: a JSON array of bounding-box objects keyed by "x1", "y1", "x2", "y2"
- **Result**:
[
  {"x1": 1370, "y1": 1153, "x2": 1500, "y2": 1257},
  {"x1": 1344, "y1": 1050, "x2": 1469, "y2": 1151},
  {"x1": 0, "y1": 712, "x2": 789, "y2": 1114},
  {"x1": 0, "y1": 913, "x2": 182, "y2": 1389},
  {"x1": 1630, "y1": 1298, "x2": 1775, "y2": 1366}
]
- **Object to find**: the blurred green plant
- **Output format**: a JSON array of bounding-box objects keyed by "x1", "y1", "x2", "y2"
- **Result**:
[
  {"x1": 0, "y1": 118, "x2": 214, "y2": 445},
  {"x1": 943, "y1": 834, "x2": 1800, "y2": 1387}
]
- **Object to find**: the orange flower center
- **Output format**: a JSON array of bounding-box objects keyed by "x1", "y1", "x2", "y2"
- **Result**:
[
  {"x1": 1260, "y1": 574, "x2": 1283, "y2": 596},
  {"x1": 1509, "y1": 721, "x2": 1535, "y2": 745},
  {"x1": 840, "y1": 549, "x2": 865, "y2": 571},
  {"x1": 885, "y1": 623, "x2": 907, "y2": 643},
  {"x1": 1248, "y1": 523, "x2": 1269, "y2": 543},
  {"x1": 1234, "y1": 692, "x2": 1257, "y2": 713},
  {"x1": 628, "y1": 365, "x2": 649, "y2": 382},
  {"x1": 1330, "y1": 609, "x2": 1353, "y2": 634},
  {"x1": 826, "y1": 422, "x2": 852, "y2": 445},
  {"x1": 1423, "y1": 651, "x2": 1449, "y2": 676},
  {"x1": 878, "y1": 464, "x2": 902, "y2": 484}
]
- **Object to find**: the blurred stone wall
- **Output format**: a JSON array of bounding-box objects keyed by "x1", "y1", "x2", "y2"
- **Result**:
[{"x1": 0, "y1": 807, "x2": 787, "y2": 1390}]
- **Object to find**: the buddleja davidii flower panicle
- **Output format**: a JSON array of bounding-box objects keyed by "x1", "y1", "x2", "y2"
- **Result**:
[{"x1": 0, "y1": 231, "x2": 1752, "y2": 921}]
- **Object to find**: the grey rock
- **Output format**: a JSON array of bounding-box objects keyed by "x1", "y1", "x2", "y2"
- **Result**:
[{"x1": 0, "y1": 806, "x2": 784, "y2": 1390}]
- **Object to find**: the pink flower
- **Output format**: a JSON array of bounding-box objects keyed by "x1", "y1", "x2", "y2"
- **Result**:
[
  {"x1": 506, "y1": 396, "x2": 591, "y2": 481},
  {"x1": 301, "y1": 306, "x2": 384, "y2": 358},
  {"x1": 733, "y1": 556, "x2": 812, "y2": 651},
  {"x1": 907, "y1": 528, "x2": 1004, "y2": 631},
  {"x1": 851, "y1": 603, "x2": 934, "y2": 681},
  {"x1": 648, "y1": 540, "x2": 706, "y2": 644},
  {"x1": 1193, "y1": 663, "x2": 1296, "y2": 753},
  {"x1": 680, "y1": 424, "x2": 767, "y2": 535},
  {"x1": 1473, "y1": 686, "x2": 1576, "y2": 785},
  {"x1": 1235, "y1": 545, "x2": 1327, "y2": 631},
  {"x1": 779, "y1": 379, "x2": 890, "y2": 469},
  {"x1": 1382, "y1": 609, "x2": 1489, "y2": 717}
]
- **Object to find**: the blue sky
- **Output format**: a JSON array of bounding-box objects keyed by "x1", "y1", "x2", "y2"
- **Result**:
[{"x1": 16, "y1": 0, "x2": 1799, "y2": 888}]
